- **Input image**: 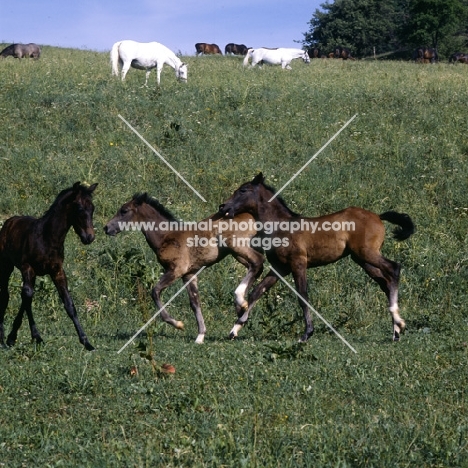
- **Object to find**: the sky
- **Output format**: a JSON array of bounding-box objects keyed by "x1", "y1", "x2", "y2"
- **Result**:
[{"x1": 1, "y1": 1, "x2": 323, "y2": 56}]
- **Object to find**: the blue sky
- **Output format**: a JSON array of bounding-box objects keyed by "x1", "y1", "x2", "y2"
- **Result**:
[{"x1": 1, "y1": 1, "x2": 323, "y2": 55}]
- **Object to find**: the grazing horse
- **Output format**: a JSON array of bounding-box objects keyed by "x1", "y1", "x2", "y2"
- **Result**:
[
  {"x1": 413, "y1": 47, "x2": 438, "y2": 63},
  {"x1": 0, "y1": 43, "x2": 41, "y2": 59},
  {"x1": 195, "y1": 43, "x2": 222, "y2": 55},
  {"x1": 308, "y1": 47, "x2": 326, "y2": 59},
  {"x1": 0, "y1": 182, "x2": 98, "y2": 350},
  {"x1": 218, "y1": 173, "x2": 415, "y2": 343},
  {"x1": 110, "y1": 40, "x2": 188, "y2": 86},
  {"x1": 449, "y1": 52, "x2": 468, "y2": 63},
  {"x1": 225, "y1": 43, "x2": 249, "y2": 56},
  {"x1": 104, "y1": 194, "x2": 264, "y2": 344},
  {"x1": 333, "y1": 46, "x2": 354, "y2": 60},
  {"x1": 243, "y1": 48, "x2": 310, "y2": 69}
]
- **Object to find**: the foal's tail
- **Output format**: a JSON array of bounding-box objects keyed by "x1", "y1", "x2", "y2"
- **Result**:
[
  {"x1": 380, "y1": 211, "x2": 416, "y2": 241},
  {"x1": 110, "y1": 41, "x2": 122, "y2": 76},
  {"x1": 243, "y1": 48, "x2": 254, "y2": 67}
]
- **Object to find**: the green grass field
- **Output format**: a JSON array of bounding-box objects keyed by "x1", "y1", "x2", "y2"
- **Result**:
[{"x1": 0, "y1": 45, "x2": 467, "y2": 467}]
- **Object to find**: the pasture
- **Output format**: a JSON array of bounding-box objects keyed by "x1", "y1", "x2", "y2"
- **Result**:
[{"x1": 0, "y1": 45, "x2": 467, "y2": 467}]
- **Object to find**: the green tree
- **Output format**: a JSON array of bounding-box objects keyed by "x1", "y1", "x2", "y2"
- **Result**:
[
  {"x1": 402, "y1": 0, "x2": 466, "y2": 50},
  {"x1": 303, "y1": 0, "x2": 407, "y2": 57}
]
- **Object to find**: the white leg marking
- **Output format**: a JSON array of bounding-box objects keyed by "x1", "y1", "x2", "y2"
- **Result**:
[
  {"x1": 235, "y1": 283, "x2": 248, "y2": 309},
  {"x1": 195, "y1": 334, "x2": 205, "y2": 344},
  {"x1": 230, "y1": 323, "x2": 243, "y2": 338}
]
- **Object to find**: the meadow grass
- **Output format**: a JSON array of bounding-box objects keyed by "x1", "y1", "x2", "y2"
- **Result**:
[{"x1": 0, "y1": 46, "x2": 467, "y2": 467}]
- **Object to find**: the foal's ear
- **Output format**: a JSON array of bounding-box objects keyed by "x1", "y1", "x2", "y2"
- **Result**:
[
  {"x1": 88, "y1": 183, "x2": 98, "y2": 193},
  {"x1": 73, "y1": 181, "x2": 81, "y2": 191},
  {"x1": 252, "y1": 172, "x2": 264, "y2": 184}
]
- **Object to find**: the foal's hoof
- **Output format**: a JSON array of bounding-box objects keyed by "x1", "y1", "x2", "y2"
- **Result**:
[
  {"x1": 229, "y1": 332, "x2": 237, "y2": 340},
  {"x1": 6, "y1": 338, "x2": 16, "y2": 347},
  {"x1": 393, "y1": 332, "x2": 400, "y2": 342},
  {"x1": 84, "y1": 342, "x2": 96, "y2": 351}
]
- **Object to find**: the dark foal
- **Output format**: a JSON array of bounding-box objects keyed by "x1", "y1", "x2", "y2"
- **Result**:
[
  {"x1": 218, "y1": 173, "x2": 415, "y2": 342},
  {"x1": 0, "y1": 182, "x2": 98, "y2": 350}
]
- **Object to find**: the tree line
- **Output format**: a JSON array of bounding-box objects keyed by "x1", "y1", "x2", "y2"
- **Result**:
[{"x1": 302, "y1": 0, "x2": 468, "y2": 59}]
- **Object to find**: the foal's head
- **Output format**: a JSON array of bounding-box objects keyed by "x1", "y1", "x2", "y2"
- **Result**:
[
  {"x1": 104, "y1": 193, "x2": 177, "y2": 236},
  {"x1": 218, "y1": 173, "x2": 299, "y2": 220},
  {"x1": 70, "y1": 182, "x2": 98, "y2": 245},
  {"x1": 218, "y1": 173, "x2": 265, "y2": 218}
]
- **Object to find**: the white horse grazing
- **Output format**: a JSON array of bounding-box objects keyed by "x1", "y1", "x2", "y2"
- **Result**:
[
  {"x1": 243, "y1": 47, "x2": 310, "y2": 69},
  {"x1": 110, "y1": 40, "x2": 188, "y2": 86}
]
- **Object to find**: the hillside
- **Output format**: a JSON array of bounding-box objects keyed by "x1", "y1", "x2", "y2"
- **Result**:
[{"x1": 0, "y1": 46, "x2": 467, "y2": 466}]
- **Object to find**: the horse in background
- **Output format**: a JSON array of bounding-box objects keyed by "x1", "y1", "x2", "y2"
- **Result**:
[
  {"x1": 0, "y1": 182, "x2": 98, "y2": 351},
  {"x1": 413, "y1": 47, "x2": 438, "y2": 63},
  {"x1": 333, "y1": 47, "x2": 354, "y2": 60},
  {"x1": 0, "y1": 43, "x2": 41, "y2": 59},
  {"x1": 110, "y1": 40, "x2": 188, "y2": 86},
  {"x1": 218, "y1": 173, "x2": 415, "y2": 343},
  {"x1": 225, "y1": 43, "x2": 249, "y2": 56},
  {"x1": 243, "y1": 48, "x2": 310, "y2": 69},
  {"x1": 195, "y1": 43, "x2": 222, "y2": 55},
  {"x1": 307, "y1": 48, "x2": 326, "y2": 59},
  {"x1": 449, "y1": 52, "x2": 468, "y2": 63}
]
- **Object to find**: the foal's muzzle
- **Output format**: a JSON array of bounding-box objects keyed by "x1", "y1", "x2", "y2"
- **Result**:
[
  {"x1": 218, "y1": 204, "x2": 234, "y2": 218},
  {"x1": 80, "y1": 232, "x2": 95, "y2": 245}
]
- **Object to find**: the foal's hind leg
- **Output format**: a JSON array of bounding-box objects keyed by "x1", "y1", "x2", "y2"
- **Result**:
[
  {"x1": 0, "y1": 260, "x2": 14, "y2": 347},
  {"x1": 356, "y1": 255, "x2": 405, "y2": 341},
  {"x1": 182, "y1": 274, "x2": 205, "y2": 344},
  {"x1": 7, "y1": 266, "x2": 43, "y2": 346},
  {"x1": 151, "y1": 270, "x2": 185, "y2": 332}
]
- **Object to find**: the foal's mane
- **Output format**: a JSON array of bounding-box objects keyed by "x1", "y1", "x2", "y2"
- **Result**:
[
  {"x1": 43, "y1": 183, "x2": 93, "y2": 217},
  {"x1": 133, "y1": 193, "x2": 178, "y2": 221},
  {"x1": 260, "y1": 181, "x2": 300, "y2": 217}
]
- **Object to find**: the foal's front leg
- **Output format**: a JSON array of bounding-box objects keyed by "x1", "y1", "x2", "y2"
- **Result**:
[
  {"x1": 232, "y1": 251, "x2": 264, "y2": 315},
  {"x1": 229, "y1": 268, "x2": 279, "y2": 339},
  {"x1": 291, "y1": 263, "x2": 314, "y2": 342},
  {"x1": 7, "y1": 265, "x2": 42, "y2": 346},
  {"x1": 51, "y1": 268, "x2": 94, "y2": 351}
]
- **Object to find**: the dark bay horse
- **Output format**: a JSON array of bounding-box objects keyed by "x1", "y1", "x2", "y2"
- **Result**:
[
  {"x1": 333, "y1": 46, "x2": 354, "y2": 60},
  {"x1": 449, "y1": 52, "x2": 468, "y2": 63},
  {"x1": 0, "y1": 182, "x2": 98, "y2": 350},
  {"x1": 307, "y1": 48, "x2": 326, "y2": 59},
  {"x1": 104, "y1": 193, "x2": 264, "y2": 343},
  {"x1": 413, "y1": 47, "x2": 438, "y2": 63},
  {"x1": 218, "y1": 173, "x2": 415, "y2": 343},
  {"x1": 225, "y1": 43, "x2": 249, "y2": 56},
  {"x1": 195, "y1": 43, "x2": 222, "y2": 55},
  {"x1": 0, "y1": 43, "x2": 41, "y2": 59}
]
